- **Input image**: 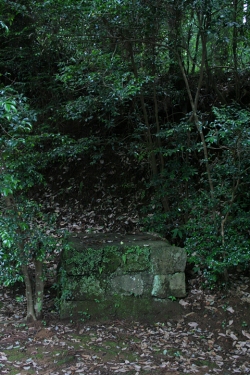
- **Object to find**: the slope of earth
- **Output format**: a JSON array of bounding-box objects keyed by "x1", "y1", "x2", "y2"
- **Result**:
[
  {"x1": 1, "y1": 273, "x2": 250, "y2": 374},
  {"x1": 35, "y1": 143, "x2": 149, "y2": 235}
]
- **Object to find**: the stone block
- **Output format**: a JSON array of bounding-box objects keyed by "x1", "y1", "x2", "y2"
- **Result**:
[
  {"x1": 59, "y1": 233, "x2": 187, "y2": 322},
  {"x1": 110, "y1": 274, "x2": 144, "y2": 296}
]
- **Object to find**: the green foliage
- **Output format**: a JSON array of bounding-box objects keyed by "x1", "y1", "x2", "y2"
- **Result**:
[
  {"x1": 185, "y1": 201, "x2": 250, "y2": 284},
  {"x1": 184, "y1": 106, "x2": 250, "y2": 285},
  {"x1": 140, "y1": 104, "x2": 250, "y2": 285},
  {"x1": 0, "y1": 198, "x2": 65, "y2": 285},
  {"x1": 0, "y1": 84, "x2": 72, "y2": 318},
  {"x1": 168, "y1": 295, "x2": 177, "y2": 301}
]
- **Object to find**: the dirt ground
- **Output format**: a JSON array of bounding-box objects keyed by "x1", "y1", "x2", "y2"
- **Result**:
[{"x1": 0, "y1": 272, "x2": 250, "y2": 375}]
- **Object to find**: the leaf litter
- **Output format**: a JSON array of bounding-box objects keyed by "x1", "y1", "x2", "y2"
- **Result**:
[{"x1": 1, "y1": 273, "x2": 250, "y2": 374}]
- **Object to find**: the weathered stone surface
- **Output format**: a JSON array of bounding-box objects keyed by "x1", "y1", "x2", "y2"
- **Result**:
[
  {"x1": 168, "y1": 273, "x2": 186, "y2": 297},
  {"x1": 151, "y1": 275, "x2": 169, "y2": 298},
  {"x1": 110, "y1": 274, "x2": 144, "y2": 296},
  {"x1": 59, "y1": 233, "x2": 187, "y2": 322},
  {"x1": 151, "y1": 273, "x2": 186, "y2": 298},
  {"x1": 150, "y1": 244, "x2": 186, "y2": 274}
]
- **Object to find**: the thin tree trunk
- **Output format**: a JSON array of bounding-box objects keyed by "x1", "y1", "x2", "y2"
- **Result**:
[
  {"x1": 22, "y1": 264, "x2": 36, "y2": 321},
  {"x1": 233, "y1": 0, "x2": 240, "y2": 100},
  {"x1": 221, "y1": 178, "x2": 240, "y2": 246},
  {"x1": 153, "y1": 78, "x2": 170, "y2": 212},
  {"x1": 177, "y1": 45, "x2": 214, "y2": 199},
  {"x1": 127, "y1": 42, "x2": 158, "y2": 176},
  {"x1": 153, "y1": 81, "x2": 164, "y2": 173},
  {"x1": 3, "y1": 193, "x2": 38, "y2": 320},
  {"x1": 34, "y1": 259, "x2": 44, "y2": 320},
  {"x1": 191, "y1": 30, "x2": 200, "y2": 74}
]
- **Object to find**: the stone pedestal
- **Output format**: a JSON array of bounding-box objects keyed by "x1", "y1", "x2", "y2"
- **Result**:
[{"x1": 59, "y1": 233, "x2": 186, "y2": 322}]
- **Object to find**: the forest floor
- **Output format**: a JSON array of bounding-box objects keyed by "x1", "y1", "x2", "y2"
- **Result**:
[{"x1": 1, "y1": 272, "x2": 250, "y2": 375}]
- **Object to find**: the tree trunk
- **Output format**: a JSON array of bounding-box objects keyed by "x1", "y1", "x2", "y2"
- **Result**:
[
  {"x1": 128, "y1": 41, "x2": 170, "y2": 211},
  {"x1": 177, "y1": 46, "x2": 214, "y2": 199},
  {"x1": 34, "y1": 259, "x2": 44, "y2": 320},
  {"x1": 3, "y1": 193, "x2": 41, "y2": 321},
  {"x1": 22, "y1": 264, "x2": 36, "y2": 321},
  {"x1": 233, "y1": 0, "x2": 240, "y2": 101},
  {"x1": 153, "y1": 80, "x2": 170, "y2": 212}
]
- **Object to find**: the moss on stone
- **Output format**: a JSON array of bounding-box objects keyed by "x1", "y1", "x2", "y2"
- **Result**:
[
  {"x1": 61, "y1": 242, "x2": 150, "y2": 276},
  {"x1": 122, "y1": 247, "x2": 150, "y2": 272},
  {"x1": 63, "y1": 275, "x2": 105, "y2": 301}
]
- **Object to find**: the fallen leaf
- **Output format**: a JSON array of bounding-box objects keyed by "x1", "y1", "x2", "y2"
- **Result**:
[
  {"x1": 230, "y1": 333, "x2": 238, "y2": 340},
  {"x1": 242, "y1": 330, "x2": 250, "y2": 339},
  {"x1": 179, "y1": 299, "x2": 189, "y2": 307}
]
